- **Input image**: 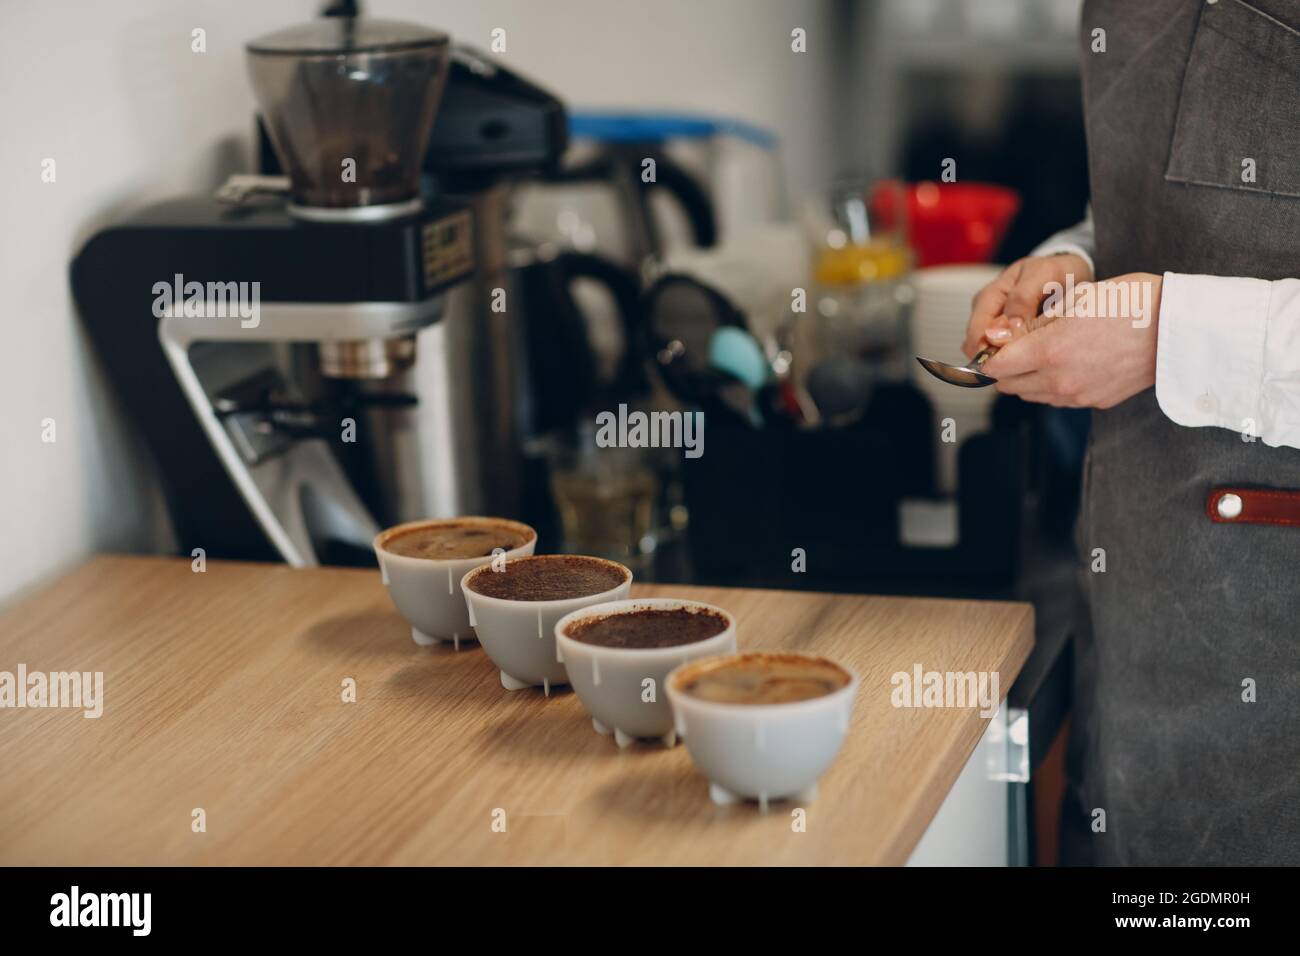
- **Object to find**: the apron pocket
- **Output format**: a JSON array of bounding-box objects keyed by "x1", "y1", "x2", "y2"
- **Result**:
[{"x1": 1164, "y1": 0, "x2": 1300, "y2": 198}]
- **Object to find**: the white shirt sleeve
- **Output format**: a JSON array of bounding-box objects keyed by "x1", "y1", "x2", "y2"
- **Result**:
[
  {"x1": 1030, "y1": 206, "x2": 1096, "y2": 278},
  {"x1": 1156, "y1": 273, "x2": 1300, "y2": 449}
]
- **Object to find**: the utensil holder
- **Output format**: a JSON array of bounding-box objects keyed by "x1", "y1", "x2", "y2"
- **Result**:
[{"x1": 681, "y1": 383, "x2": 1028, "y2": 592}]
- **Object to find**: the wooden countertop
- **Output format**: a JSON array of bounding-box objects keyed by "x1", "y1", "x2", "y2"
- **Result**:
[{"x1": 0, "y1": 556, "x2": 1033, "y2": 865}]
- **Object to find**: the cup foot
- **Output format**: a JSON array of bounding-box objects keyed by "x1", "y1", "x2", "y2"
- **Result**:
[
  {"x1": 500, "y1": 671, "x2": 530, "y2": 691},
  {"x1": 595, "y1": 723, "x2": 676, "y2": 748},
  {"x1": 413, "y1": 629, "x2": 477, "y2": 650},
  {"x1": 707, "y1": 782, "x2": 818, "y2": 809},
  {"x1": 709, "y1": 783, "x2": 741, "y2": 806},
  {"x1": 499, "y1": 672, "x2": 565, "y2": 695},
  {"x1": 794, "y1": 782, "x2": 819, "y2": 804}
]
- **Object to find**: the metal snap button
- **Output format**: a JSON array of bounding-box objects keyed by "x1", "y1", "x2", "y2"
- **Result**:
[{"x1": 1217, "y1": 493, "x2": 1243, "y2": 519}]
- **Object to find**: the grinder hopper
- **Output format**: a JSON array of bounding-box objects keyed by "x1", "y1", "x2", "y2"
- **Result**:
[{"x1": 246, "y1": 17, "x2": 451, "y2": 218}]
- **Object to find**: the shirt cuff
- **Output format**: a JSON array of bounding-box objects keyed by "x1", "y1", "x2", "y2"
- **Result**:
[
  {"x1": 1029, "y1": 239, "x2": 1095, "y2": 280},
  {"x1": 1155, "y1": 272, "x2": 1269, "y2": 438}
]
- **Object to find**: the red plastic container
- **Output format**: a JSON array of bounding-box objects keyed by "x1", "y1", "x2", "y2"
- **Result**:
[{"x1": 873, "y1": 181, "x2": 1021, "y2": 268}]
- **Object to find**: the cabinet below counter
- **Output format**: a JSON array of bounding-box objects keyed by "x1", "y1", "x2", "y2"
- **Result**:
[{"x1": 0, "y1": 556, "x2": 1033, "y2": 865}]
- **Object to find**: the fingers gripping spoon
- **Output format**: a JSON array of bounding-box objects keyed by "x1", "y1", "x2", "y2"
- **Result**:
[{"x1": 916, "y1": 344, "x2": 999, "y2": 388}]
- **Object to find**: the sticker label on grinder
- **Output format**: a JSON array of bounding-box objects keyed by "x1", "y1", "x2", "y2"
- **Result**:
[{"x1": 422, "y1": 210, "x2": 474, "y2": 290}]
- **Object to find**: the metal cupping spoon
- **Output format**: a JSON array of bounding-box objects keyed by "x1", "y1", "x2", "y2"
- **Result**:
[{"x1": 915, "y1": 344, "x2": 999, "y2": 388}]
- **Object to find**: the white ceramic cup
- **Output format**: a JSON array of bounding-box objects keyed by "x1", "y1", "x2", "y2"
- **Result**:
[
  {"x1": 665, "y1": 652, "x2": 858, "y2": 809},
  {"x1": 462, "y1": 555, "x2": 632, "y2": 695},
  {"x1": 373, "y1": 517, "x2": 537, "y2": 649},
  {"x1": 555, "y1": 598, "x2": 737, "y2": 748}
]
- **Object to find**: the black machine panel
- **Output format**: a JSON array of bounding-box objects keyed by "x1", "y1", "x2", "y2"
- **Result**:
[{"x1": 77, "y1": 197, "x2": 473, "y2": 305}]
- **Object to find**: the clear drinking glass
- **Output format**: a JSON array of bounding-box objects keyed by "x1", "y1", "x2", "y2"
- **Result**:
[
  {"x1": 792, "y1": 179, "x2": 914, "y2": 390},
  {"x1": 547, "y1": 430, "x2": 661, "y2": 571}
]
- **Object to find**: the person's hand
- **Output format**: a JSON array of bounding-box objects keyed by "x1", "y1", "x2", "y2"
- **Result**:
[
  {"x1": 980, "y1": 272, "x2": 1162, "y2": 409},
  {"x1": 962, "y1": 253, "x2": 1094, "y2": 358}
]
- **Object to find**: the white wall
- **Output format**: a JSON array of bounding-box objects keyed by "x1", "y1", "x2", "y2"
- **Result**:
[{"x1": 0, "y1": 0, "x2": 844, "y2": 602}]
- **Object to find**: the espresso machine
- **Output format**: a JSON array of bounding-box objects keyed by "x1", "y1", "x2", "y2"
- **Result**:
[{"x1": 72, "y1": 17, "x2": 566, "y2": 566}]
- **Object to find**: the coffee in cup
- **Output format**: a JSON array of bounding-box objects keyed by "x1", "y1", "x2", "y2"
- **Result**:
[
  {"x1": 564, "y1": 605, "x2": 730, "y2": 649},
  {"x1": 465, "y1": 554, "x2": 629, "y2": 602},
  {"x1": 382, "y1": 519, "x2": 532, "y2": 560},
  {"x1": 675, "y1": 653, "x2": 850, "y2": 704}
]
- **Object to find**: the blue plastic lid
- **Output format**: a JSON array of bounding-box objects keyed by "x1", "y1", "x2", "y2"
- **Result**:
[{"x1": 567, "y1": 110, "x2": 777, "y2": 150}]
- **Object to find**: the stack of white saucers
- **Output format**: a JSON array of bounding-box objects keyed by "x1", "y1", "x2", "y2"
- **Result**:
[{"x1": 909, "y1": 265, "x2": 1003, "y2": 494}]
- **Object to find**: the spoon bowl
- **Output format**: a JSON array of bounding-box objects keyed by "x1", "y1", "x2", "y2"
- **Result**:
[{"x1": 915, "y1": 345, "x2": 999, "y2": 388}]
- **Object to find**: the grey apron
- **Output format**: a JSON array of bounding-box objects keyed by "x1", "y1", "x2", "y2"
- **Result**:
[{"x1": 1064, "y1": 0, "x2": 1300, "y2": 865}]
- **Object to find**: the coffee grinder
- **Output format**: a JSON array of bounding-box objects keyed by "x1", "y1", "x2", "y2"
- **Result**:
[{"x1": 73, "y1": 17, "x2": 566, "y2": 566}]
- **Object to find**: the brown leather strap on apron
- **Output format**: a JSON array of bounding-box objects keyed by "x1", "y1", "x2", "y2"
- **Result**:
[{"x1": 1206, "y1": 487, "x2": 1300, "y2": 527}]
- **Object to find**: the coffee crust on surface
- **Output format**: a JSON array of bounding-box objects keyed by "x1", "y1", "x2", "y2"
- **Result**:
[
  {"x1": 678, "y1": 653, "x2": 850, "y2": 705},
  {"x1": 567, "y1": 607, "x2": 729, "y2": 649},
  {"x1": 467, "y1": 555, "x2": 628, "y2": 601},
  {"x1": 384, "y1": 520, "x2": 531, "y2": 560}
]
